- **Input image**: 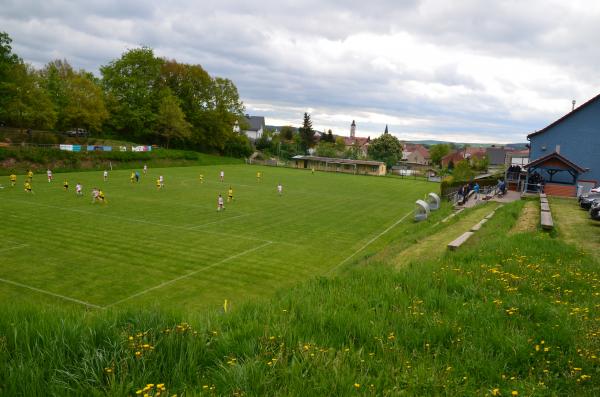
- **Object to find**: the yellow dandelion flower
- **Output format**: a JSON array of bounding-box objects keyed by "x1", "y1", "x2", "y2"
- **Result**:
[
  {"x1": 491, "y1": 388, "x2": 500, "y2": 396},
  {"x1": 354, "y1": 383, "x2": 360, "y2": 388},
  {"x1": 511, "y1": 391, "x2": 518, "y2": 396}
]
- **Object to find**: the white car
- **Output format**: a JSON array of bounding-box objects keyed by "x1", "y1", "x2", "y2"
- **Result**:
[{"x1": 591, "y1": 187, "x2": 600, "y2": 193}]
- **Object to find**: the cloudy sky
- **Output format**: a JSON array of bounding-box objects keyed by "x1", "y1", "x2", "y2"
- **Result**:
[{"x1": 2, "y1": 0, "x2": 599, "y2": 143}]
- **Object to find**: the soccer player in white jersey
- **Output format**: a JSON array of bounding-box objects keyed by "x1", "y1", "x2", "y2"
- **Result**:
[
  {"x1": 219, "y1": 170, "x2": 224, "y2": 182},
  {"x1": 217, "y1": 194, "x2": 225, "y2": 211},
  {"x1": 47, "y1": 169, "x2": 53, "y2": 182},
  {"x1": 76, "y1": 183, "x2": 83, "y2": 196},
  {"x1": 103, "y1": 170, "x2": 108, "y2": 181},
  {"x1": 277, "y1": 182, "x2": 283, "y2": 195}
]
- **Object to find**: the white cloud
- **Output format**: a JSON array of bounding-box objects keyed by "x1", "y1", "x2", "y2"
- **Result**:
[{"x1": 2, "y1": 0, "x2": 599, "y2": 143}]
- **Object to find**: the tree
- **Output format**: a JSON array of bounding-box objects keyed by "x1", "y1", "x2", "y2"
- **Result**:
[
  {"x1": 367, "y1": 133, "x2": 403, "y2": 168},
  {"x1": 452, "y1": 159, "x2": 475, "y2": 181},
  {"x1": 0, "y1": 32, "x2": 23, "y2": 125},
  {"x1": 1, "y1": 62, "x2": 56, "y2": 131},
  {"x1": 101, "y1": 47, "x2": 163, "y2": 140},
  {"x1": 41, "y1": 60, "x2": 108, "y2": 132},
  {"x1": 280, "y1": 125, "x2": 295, "y2": 141},
  {"x1": 316, "y1": 141, "x2": 337, "y2": 157},
  {"x1": 298, "y1": 112, "x2": 315, "y2": 152},
  {"x1": 429, "y1": 143, "x2": 450, "y2": 166},
  {"x1": 156, "y1": 92, "x2": 191, "y2": 148},
  {"x1": 335, "y1": 136, "x2": 346, "y2": 152},
  {"x1": 320, "y1": 129, "x2": 335, "y2": 143}
]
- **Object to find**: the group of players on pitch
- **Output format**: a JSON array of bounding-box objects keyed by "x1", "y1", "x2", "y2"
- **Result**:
[{"x1": 6, "y1": 167, "x2": 284, "y2": 211}]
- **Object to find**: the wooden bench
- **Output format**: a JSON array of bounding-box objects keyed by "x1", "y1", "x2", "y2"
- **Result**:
[
  {"x1": 448, "y1": 232, "x2": 474, "y2": 250},
  {"x1": 470, "y1": 218, "x2": 488, "y2": 231},
  {"x1": 541, "y1": 202, "x2": 550, "y2": 212},
  {"x1": 541, "y1": 211, "x2": 554, "y2": 230}
]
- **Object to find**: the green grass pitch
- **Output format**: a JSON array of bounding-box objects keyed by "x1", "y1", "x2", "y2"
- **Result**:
[{"x1": 0, "y1": 165, "x2": 435, "y2": 311}]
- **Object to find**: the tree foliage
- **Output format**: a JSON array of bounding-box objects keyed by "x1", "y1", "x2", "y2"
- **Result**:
[
  {"x1": 0, "y1": 32, "x2": 251, "y2": 157},
  {"x1": 41, "y1": 60, "x2": 108, "y2": 132},
  {"x1": 429, "y1": 143, "x2": 451, "y2": 166},
  {"x1": 156, "y1": 92, "x2": 192, "y2": 148},
  {"x1": 452, "y1": 159, "x2": 475, "y2": 181},
  {"x1": 367, "y1": 133, "x2": 403, "y2": 168},
  {"x1": 1, "y1": 62, "x2": 56, "y2": 130},
  {"x1": 298, "y1": 112, "x2": 315, "y2": 152}
]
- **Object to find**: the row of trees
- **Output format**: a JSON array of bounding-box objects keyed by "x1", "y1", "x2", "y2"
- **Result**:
[{"x1": 0, "y1": 32, "x2": 252, "y2": 156}]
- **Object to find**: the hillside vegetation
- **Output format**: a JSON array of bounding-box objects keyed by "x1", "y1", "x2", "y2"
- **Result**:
[
  {"x1": 0, "y1": 146, "x2": 242, "y2": 175},
  {"x1": 1, "y1": 197, "x2": 598, "y2": 396}
]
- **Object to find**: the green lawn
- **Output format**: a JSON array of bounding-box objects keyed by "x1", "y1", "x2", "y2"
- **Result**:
[{"x1": 0, "y1": 165, "x2": 439, "y2": 311}]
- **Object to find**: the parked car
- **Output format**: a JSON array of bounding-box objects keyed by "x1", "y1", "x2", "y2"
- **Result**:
[
  {"x1": 590, "y1": 200, "x2": 600, "y2": 220},
  {"x1": 65, "y1": 128, "x2": 89, "y2": 137},
  {"x1": 580, "y1": 192, "x2": 600, "y2": 209}
]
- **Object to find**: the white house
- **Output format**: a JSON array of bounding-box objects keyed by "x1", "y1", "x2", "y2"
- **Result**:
[{"x1": 242, "y1": 115, "x2": 265, "y2": 140}]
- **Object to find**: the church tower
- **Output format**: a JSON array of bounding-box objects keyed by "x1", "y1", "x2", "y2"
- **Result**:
[{"x1": 350, "y1": 120, "x2": 356, "y2": 138}]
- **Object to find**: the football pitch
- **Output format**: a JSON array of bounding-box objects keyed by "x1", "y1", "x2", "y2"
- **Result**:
[{"x1": 0, "y1": 165, "x2": 436, "y2": 311}]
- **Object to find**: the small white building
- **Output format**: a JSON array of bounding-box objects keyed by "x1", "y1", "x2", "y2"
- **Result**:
[{"x1": 242, "y1": 115, "x2": 265, "y2": 140}]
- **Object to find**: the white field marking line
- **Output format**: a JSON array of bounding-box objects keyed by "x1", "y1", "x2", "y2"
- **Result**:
[
  {"x1": 104, "y1": 241, "x2": 273, "y2": 308},
  {"x1": 0, "y1": 244, "x2": 29, "y2": 253},
  {"x1": 5, "y1": 198, "x2": 283, "y2": 245},
  {"x1": 327, "y1": 210, "x2": 413, "y2": 274},
  {"x1": 0, "y1": 277, "x2": 102, "y2": 309}
]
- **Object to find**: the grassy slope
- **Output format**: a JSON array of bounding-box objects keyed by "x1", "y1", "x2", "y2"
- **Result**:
[{"x1": 1, "y1": 187, "x2": 599, "y2": 396}]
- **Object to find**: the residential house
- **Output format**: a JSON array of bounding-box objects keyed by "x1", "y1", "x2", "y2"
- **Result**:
[
  {"x1": 402, "y1": 144, "x2": 431, "y2": 165},
  {"x1": 526, "y1": 93, "x2": 600, "y2": 196},
  {"x1": 242, "y1": 115, "x2": 265, "y2": 140},
  {"x1": 441, "y1": 147, "x2": 486, "y2": 168}
]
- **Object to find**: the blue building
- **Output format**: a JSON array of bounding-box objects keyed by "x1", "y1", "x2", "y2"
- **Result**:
[{"x1": 526, "y1": 93, "x2": 600, "y2": 196}]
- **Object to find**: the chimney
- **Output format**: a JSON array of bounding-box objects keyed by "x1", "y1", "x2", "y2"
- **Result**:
[
  {"x1": 572, "y1": 100, "x2": 576, "y2": 111},
  {"x1": 556, "y1": 145, "x2": 560, "y2": 154}
]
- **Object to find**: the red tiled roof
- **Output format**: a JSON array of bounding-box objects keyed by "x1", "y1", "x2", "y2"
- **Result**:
[
  {"x1": 527, "y1": 92, "x2": 600, "y2": 139},
  {"x1": 344, "y1": 136, "x2": 370, "y2": 146}
]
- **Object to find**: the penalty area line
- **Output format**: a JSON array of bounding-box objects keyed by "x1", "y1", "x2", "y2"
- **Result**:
[
  {"x1": 0, "y1": 277, "x2": 103, "y2": 309},
  {"x1": 327, "y1": 210, "x2": 413, "y2": 274},
  {"x1": 104, "y1": 241, "x2": 273, "y2": 309}
]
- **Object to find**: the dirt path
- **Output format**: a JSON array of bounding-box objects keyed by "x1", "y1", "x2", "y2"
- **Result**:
[
  {"x1": 393, "y1": 203, "x2": 499, "y2": 268},
  {"x1": 509, "y1": 200, "x2": 538, "y2": 234}
]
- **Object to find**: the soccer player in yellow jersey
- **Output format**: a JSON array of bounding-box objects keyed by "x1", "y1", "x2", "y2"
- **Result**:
[
  {"x1": 256, "y1": 171, "x2": 262, "y2": 182},
  {"x1": 199, "y1": 174, "x2": 204, "y2": 184},
  {"x1": 227, "y1": 186, "x2": 234, "y2": 202},
  {"x1": 24, "y1": 182, "x2": 32, "y2": 193},
  {"x1": 130, "y1": 171, "x2": 135, "y2": 183},
  {"x1": 27, "y1": 169, "x2": 33, "y2": 182},
  {"x1": 156, "y1": 178, "x2": 161, "y2": 190},
  {"x1": 63, "y1": 180, "x2": 69, "y2": 191},
  {"x1": 9, "y1": 174, "x2": 16, "y2": 187},
  {"x1": 98, "y1": 189, "x2": 106, "y2": 203}
]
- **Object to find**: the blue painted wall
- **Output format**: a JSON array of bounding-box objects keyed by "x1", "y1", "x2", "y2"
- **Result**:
[{"x1": 529, "y1": 97, "x2": 600, "y2": 185}]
